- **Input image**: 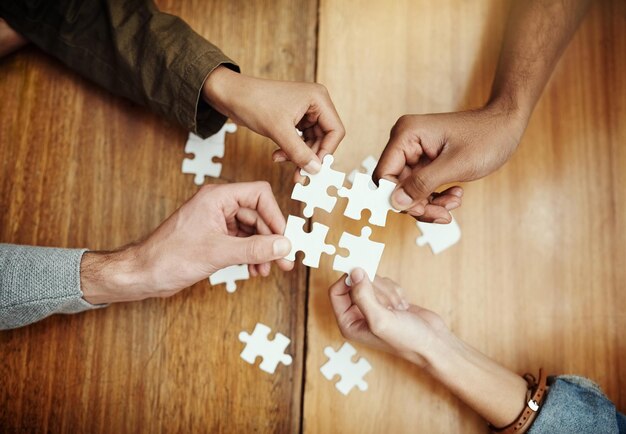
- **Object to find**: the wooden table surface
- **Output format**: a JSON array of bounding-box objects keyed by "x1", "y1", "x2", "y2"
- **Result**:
[{"x1": 1, "y1": 1, "x2": 624, "y2": 433}]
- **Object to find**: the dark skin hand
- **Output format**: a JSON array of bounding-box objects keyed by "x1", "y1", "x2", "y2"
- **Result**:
[{"x1": 374, "y1": 0, "x2": 591, "y2": 223}]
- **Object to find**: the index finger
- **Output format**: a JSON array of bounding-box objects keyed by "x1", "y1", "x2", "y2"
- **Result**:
[
  {"x1": 223, "y1": 182, "x2": 287, "y2": 236},
  {"x1": 373, "y1": 131, "x2": 423, "y2": 185},
  {"x1": 313, "y1": 95, "x2": 345, "y2": 158}
]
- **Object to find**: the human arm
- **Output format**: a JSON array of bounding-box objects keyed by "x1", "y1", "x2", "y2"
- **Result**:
[
  {"x1": 0, "y1": 0, "x2": 237, "y2": 138},
  {"x1": 203, "y1": 66, "x2": 344, "y2": 174},
  {"x1": 374, "y1": 0, "x2": 591, "y2": 222},
  {"x1": 328, "y1": 269, "x2": 527, "y2": 428},
  {"x1": 0, "y1": 0, "x2": 344, "y2": 173},
  {"x1": 328, "y1": 269, "x2": 624, "y2": 432},
  {"x1": 1, "y1": 182, "x2": 292, "y2": 328},
  {"x1": 0, "y1": 244, "x2": 94, "y2": 330},
  {"x1": 0, "y1": 18, "x2": 27, "y2": 57}
]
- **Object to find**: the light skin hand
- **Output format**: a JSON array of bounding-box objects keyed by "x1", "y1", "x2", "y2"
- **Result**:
[
  {"x1": 80, "y1": 182, "x2": 294, "y2": 304},
  {"x1": 329, "y1": 268, "x2": 529, "y2": 429},
  {"x1": 329, "y1": 268, "x2": 447, "y2": 367},
  {"x1": 202, "y1": 66, "x2": 345, "y2": 175}
]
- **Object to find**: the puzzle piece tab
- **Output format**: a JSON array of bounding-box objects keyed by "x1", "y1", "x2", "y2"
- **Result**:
[
  {"x1": 333, "y1": 226, "x2": 384, "y2": 284},
  {"x1": 320, "y1": 342, "x2": 371, "y2": 395},
  {"x1": 338, "y1": 173, "x2": 398, "y2": 227},
  {"x1": 209, "y1": 264, "x2": 249, "y2": 293},
  {"x1": 416, "y1": 215, "x2": 461, "y2": 254},
  {"x1": 284, "y1": 215, "x2": 336, "y2": 268},
  {"x1": 292, "y1": 154, "x2": 346, "y2": 217},
  {"x1": 181, "y1": 123, "x2": 237, "y2": 185},
  {"x1": 347, "y1": 155, "x2": 378, "y2": 184},
  {"x1": 239, "y1": 323, "x2": 293, "y2": 374}
]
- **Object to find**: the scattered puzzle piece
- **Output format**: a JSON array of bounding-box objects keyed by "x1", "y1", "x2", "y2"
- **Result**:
[
  {"x1": 292, "y1": 154, "x2": 346, "y2": 217},
  {"x1": 284, "y1": 215, "x2": 336, "y2": 268},
  {"x1": 347, "y1": 155, "x2": 378, "y2": 184},
  {"x1": 333, "y1": 226, "x2": 384, "y2": 284},
  {"x1": 181, "y1": 123, "x2": 237, "y2": 184},
  {"x1": 320, "y1": 342, "x2": 371, "y2": 395},
  {"x1": 338, "y1": 173, "x2": 398, "y2": 227},
  {"x1": 209, "y1": 264, "x2": 249, "y2": 293},
  {"x1": 239, "y1": 323, "x2": 293, "y2": 374},
  {"x1": 416, "y1": 215, "x2": 461, "y2": 254}
]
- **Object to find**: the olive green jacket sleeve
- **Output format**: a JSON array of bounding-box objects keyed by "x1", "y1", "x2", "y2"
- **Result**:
[{"x1": 0, "y1": 0, "x2": 239, "y2": 137}]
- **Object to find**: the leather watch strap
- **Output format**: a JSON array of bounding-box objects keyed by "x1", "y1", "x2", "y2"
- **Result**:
[{"x1": 492, "y1": 369, "x2": 548, "y2": 434}]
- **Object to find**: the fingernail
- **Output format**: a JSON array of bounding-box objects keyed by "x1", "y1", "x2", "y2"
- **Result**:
[
  {"x1": 445, "y1": 201, "x2": 460, "y2": 211},
  {"x1": 350, "y1": 268, "x2": 365, "y2": 284},
  {"x1": 273, "y1": 238, "x2": 292, "y2": 256},
  {"x1": 273, "y1": 154, "x2": 287, "y2": 163},
  {"x1": 392, "y1": 188, "x2": 413, "y2": 209},
  {"x1": 434, "y1": 218, "x2": 449, "y2": 224},
  {"x1": 303, "y1": 159, "x2": 322, "y2": 174}
]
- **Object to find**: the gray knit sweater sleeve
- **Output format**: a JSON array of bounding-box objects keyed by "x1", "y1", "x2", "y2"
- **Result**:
[{"x1": 0, "y1": 244, "x2": 102, "y2": 330}]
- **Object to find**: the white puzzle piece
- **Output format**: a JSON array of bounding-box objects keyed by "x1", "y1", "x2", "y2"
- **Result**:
[
  {"x1": 320, "y1": 342, "x2": 371, "y2": 395},
  {"x1": 209, "y1": 264, "x2": 249, "y2": 293},
  {"x1": 338, "y1": 173, "x2": 399, "y2": 227},
  {"x1": 181, "y1": 123, "x2": 237, "y2": 185},
  {"x1": 333, "y1": 226, "x2": 384, "y2": 285},
  {"x1": 291, "y1": 154, "x2": 346, "y2": 217},
  {"x1": 239, "y1": 323, "x2": 293, "y2": 374},
  {"x1": 416, "y1": 215, "x2": 461, "y2": 254},
  {"x1": 347, "y1": 155, "x2": 378, "y2": 184},
  {"x1": 283, "y1": 215, "x2": 336, "y2": 268}
]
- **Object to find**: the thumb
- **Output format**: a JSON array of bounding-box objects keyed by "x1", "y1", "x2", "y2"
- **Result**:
[
  {"x1": 349, "y1": 268, "x2": 391, "y2": 328},
  {"x1": 391, "y1": 154, "x2": 455, "y2": 211},
  {"x1": 223, "y1": 235, "x2": 292, "y2": 266}
]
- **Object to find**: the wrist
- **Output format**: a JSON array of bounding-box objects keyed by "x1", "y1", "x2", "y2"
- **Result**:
[
  {"x1": 418, "y1": 326, "x2": 465, "y2": 373},
  {"x1": 485, "y1": 90, "x2": 533, "y2": 126},
  {"x1": 420, "y1": 326, "x2": 529, "y2": 428},
  {"x1": 202, "y1": 65, "x2": 240, "y2": 119},
  {"x1": 80, "y1": 246, "x2": 149, "y2": 304}
]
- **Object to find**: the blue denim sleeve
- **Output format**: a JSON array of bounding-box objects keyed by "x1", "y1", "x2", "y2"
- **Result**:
[{"x1": 529, "y1": 375, "x2": 625, "y2": 433}]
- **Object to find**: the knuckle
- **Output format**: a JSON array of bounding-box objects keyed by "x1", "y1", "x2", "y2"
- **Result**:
[
  {"x1": 295, "y1": 150, "x2": 313, "y2": 165},
  {"x1": 393, "y1": 115, "x2": 412, "y2": 133},
  {"x1": 245, "y1": 239, "x2": 264, "y2": 262},
  {"x1": 315, "y1": 83, "x2": 329, "y2": 96},
  {"x1": 370, "y1": 317, "x2": 389, "y2": 336},
  {"x1": 336, "y1": 123, "x2": 346, "y2": 139},
  {"x1": 408, "y1": 173, "x2": 432, "y2": 196},
  {"x1": 380, "y1": 276, "x2": 393, "y2": 287},
  {"x1": 388, "y1": 292, "x2": 400, "y2": 305},
  {"x1": 338, "y1": 323, "x2": 352, "y2": 339},
  {"x1": 199, "y1": 184, "x2": 216, "y2": 195},
  {"x1": 256, "y1": 180, "x2": 271, "y2": 192}
]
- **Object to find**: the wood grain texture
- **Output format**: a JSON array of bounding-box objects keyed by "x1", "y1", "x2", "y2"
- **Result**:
[
  {"x1": 2, "y1": 1, "x2": 625, "y2": 432},
  {"x1": 304, "y1": 1, "x2": 626, "y2": 433},
  {"x1": 0, "y1": 0, "x2": 316, "y2": 432}
]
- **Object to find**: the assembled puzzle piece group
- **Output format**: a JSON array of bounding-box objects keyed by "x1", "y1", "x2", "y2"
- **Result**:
[
  {"x1": 179, "y1": 129, "x2": 462, "y2": 397},
  {"x1": 285, "y1": 154, "x2": 397, "y2": 282}
]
